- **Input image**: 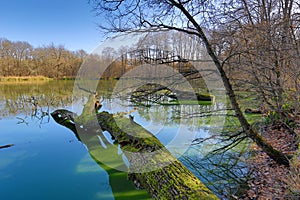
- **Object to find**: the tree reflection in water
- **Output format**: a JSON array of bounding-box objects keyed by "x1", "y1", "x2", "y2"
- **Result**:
[
  {"x1": 1, "y1": 80, "x2": 251, "y2": 198},
  {"x1": 0, "y1": 81, "x2": 74, "y2": 126},
  {"x1": 179, "y1": 115, "x2": 251, "y2": 198}
]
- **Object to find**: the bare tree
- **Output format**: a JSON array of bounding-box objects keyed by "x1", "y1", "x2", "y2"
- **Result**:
[
  {"x1": 215, "y1": 0, "x2": 300, "y2": 128},
  {"x1": 89, "y1": 0, "x2": 293, "y2": 166},
  {"x1": 13, "y1": 41, "x2": 33, "y2": 76},
  {"x1": 0, "y1": 39, "x2": 14, "y2": 76}
]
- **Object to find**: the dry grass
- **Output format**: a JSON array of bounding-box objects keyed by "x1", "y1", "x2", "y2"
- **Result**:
[{"x1": 0, "y1": 76, "x2": 52, "y2": 83}]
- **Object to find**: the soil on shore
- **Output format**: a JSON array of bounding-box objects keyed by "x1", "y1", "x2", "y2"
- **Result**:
[{"x1": 242, "y1": 124, "x2": 299, "y2": 200}]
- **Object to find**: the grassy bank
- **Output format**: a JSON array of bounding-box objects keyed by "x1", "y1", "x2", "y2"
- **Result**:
[{"x1": 0, "y1": 76, "x2": 53, "y2": 83}]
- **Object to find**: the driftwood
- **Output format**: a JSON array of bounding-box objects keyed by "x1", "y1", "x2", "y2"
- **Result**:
[{"x1": 51, "y1": 102, "x2": 218, "y2": 199}]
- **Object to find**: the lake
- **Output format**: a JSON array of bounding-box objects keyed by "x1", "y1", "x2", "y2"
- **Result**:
[{"x1": 0, "y1": 80, "x2": 249, "y2": 199}]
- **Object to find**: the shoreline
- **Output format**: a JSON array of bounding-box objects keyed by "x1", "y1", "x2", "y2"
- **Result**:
[
  {"x1": 242, "y1": 124, "x2": 299, "y2": 199},
  {"x1": 0, "y1": 76, "x2": 76, "y2": 83}
]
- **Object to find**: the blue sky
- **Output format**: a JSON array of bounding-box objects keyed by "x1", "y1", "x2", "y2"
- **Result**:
[{"x1": 0, "y1": 0, "x2": 104, "y2": 53}]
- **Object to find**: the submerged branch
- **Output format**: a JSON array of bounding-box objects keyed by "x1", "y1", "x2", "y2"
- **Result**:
[{"x1": 0, "y1": 144, "x2": 14, "y2": 149}]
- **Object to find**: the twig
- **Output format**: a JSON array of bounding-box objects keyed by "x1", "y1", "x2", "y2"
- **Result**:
[{"x1": 16, "y1": 117, "x2": 29, "y2": 125}]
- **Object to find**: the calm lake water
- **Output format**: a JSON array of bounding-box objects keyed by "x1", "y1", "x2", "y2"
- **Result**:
[{"x1": 0, "y1": 80, "x2": 248, "y2": 199}]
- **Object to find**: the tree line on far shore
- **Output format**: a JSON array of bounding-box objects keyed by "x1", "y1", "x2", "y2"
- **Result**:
[{"x1": 0, "y1": 38, "x2": 87, "y2": 78}]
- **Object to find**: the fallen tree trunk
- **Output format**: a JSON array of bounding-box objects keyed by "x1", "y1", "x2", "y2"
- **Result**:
[
  {"x1": 52, "y1": 109, "x2": 151, "y2": 199},
  {"x1": 51, "y1": 109, "x2": 219, "y2": 199}
]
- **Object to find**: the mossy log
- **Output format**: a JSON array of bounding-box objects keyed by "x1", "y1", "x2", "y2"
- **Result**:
[
  {"x1": 51, "y1": 109, "x2": 219, "y2": 199},
  {"x1": 51, "y1": 109, "x2": 152, "y2": 200}
]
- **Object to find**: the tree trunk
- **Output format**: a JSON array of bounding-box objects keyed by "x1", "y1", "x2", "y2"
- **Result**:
[
  {"x1": 51, "y1": 109, "x2": 219, "y2": 199},
  {"x1": 171, "y1": 2, "x2": 292, "y2": 166}
]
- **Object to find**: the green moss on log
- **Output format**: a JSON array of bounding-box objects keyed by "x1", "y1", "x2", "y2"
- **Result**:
[
  {"x1": 52, "y1": 108, "x2": 219, "y2": 199},
  {"x1": 93, "y1": 111, "x2": 218, "y2": 199}
]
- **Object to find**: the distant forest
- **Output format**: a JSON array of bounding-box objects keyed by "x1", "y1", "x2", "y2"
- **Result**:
[
  {"x1": 0, "y1": 32, "x2": 206, "y2": 79},
  {"x1": 0, "y1": 38, "x2": 87, "y2": 78}
]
